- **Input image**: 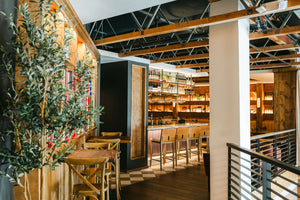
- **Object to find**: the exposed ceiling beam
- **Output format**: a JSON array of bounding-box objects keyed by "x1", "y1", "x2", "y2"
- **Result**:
[
  {"x1": 195, "y1": 62, "x2": 300, "y2": 72},
  {"x1": 159, "y1": 52, "x2": 300, "y2": 64},
  {"x1": 119, "y1": 40, "x2": 209, "y2": 57},
  {"x1": 268, "y1": 35, "x2": 292, "y2": 45},
  {"x1": 249, "y1": 44, "x2": 299, "y2": 53},
  {"x1": 94, "y1": 0, "x2": 300, "y2": 46},
  {"x1": 250, "y1": 53, "x2": 300, "y2": 63},
  {"x1": 177, "y1": 63, "x2": 210, "y2": 69},
  {"x1": 249, "y1": 25, "x2": 300, "y2": 40},
  {"x1": 177, "y1": 54, "x2": 300, "y2": 68},
  {"x1": 119, "y1": 27, "x2": 300, "y2": 58},
  {"x1": 151, "y1": 53, "x2": 209, "y2": 63},
  {"x1": 249, "y1": 61, "x2": 300, "y2": 69}
]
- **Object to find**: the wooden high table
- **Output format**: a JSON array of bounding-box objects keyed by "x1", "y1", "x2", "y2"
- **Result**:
[
  {"x1": 87, "y1": 136, "x2": 131, "y2": 143},
  {"x1": 65, "y1": 149, "x2": 121, "y2": 200}
]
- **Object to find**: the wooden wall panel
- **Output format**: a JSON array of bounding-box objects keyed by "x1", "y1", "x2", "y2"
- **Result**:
[
  {"x1": 274, "y1": 70, "x2": 296, "y2": 131},
  {"x1": 131, "y1": 65, "x2": 147, "y2": 159}
]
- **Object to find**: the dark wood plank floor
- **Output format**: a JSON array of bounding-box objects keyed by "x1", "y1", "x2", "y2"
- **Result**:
[{"x1": 120, "y1": 164, "x2": 209, "y2": 200}]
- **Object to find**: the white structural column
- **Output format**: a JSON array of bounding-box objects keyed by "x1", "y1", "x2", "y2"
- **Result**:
[{"x1": 209, "y1": 0, "x2": 250, "y2": 199}]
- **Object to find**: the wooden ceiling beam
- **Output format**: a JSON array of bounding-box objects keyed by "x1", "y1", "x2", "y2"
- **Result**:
[
  {"x1": 179, "y1": 54, "x2": 300, "y2": 69},
  {"x1": 169, "y1": 52, "x2": 300, "y2": 65},
  {"x1": 249, "y1": 25, "x2": 300, "y2": 40},
  {"x1": 249, "y1": 44, "x2": 298, "y2": 53},
  {"x1": 151, "y1": 53, "x2": 209, "y2": 63},
  {"x1": 120, "y1": 29, "x2": 299, "y2": 58},
  {"x1": 94, "y1": 0, "x2": 300, "y2": 46},
  {"x1": 118, "y1": 40, "x2": 209, "y2": 57},
  {"x1": 177, "y1": 63, "x2": 209, "y2": 69},
  {"x1": 195, "y1": 62, "x2": 300, "y2": 72},
  {"x1": 250, "y1": 61, "x2": 300, "y2": 70},
  {"x1": 250, "y1": 54, "x2": 300, "y2": 63}
]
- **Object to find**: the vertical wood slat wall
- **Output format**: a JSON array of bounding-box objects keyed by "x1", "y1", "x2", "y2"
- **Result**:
[{"x1": 13, "y1": 0, "x2": 100, "y2": 199}]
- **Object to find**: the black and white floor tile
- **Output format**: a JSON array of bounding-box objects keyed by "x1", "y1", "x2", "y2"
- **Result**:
[{"x1": 110, "y1": 149, "x2": 206, "y2": 189}]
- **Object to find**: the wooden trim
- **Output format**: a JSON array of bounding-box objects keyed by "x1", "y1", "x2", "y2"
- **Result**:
[
  {"x1": 250, "y1": 25, "x2": 300, "y2": 40},
  {"x1": 151, "y1": 53, "x2": 209, "y2": 63},
  {"x1": 94, "y1": 0, "x2": 300, "y2": 46},
  {"x1": 56, "y1": 0, "x2": 100, "y2": 59},
  {"x1": 119, "y1": 40, "x2": 209, "y2": 57}
]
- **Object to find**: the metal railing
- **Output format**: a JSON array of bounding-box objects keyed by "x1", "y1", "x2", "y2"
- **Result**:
[
  {"x1": 250, "y1": 129, "x2": 297, "y2": 190},
  {"x1": 251, "y1": 129, "x2": 296, "y2": 164},
  {"x1": 228, "y1": 143, "x2": 300, "y2": 200}
]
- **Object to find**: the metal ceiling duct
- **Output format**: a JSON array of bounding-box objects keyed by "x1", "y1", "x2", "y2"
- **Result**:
[{"x1": 159, "y1": 0, "x2": 209, "y2": 21}]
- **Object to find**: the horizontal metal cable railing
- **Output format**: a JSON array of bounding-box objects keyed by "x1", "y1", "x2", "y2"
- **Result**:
[
  {"x1": 228, "y1": 143, "x2": 300, "y2": 200},
  {"x1": 250, "y1": 129, "x2": 297, "y2": 190}
]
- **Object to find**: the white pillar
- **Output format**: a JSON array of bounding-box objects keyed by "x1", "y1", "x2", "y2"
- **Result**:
[{"x1": 209, "y1": 0, "x2": 250, "y2": 199}]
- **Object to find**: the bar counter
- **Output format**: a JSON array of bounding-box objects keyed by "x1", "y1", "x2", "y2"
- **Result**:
[
  {"x1": 147, "y1": 123, "x2": 208, "y2": 156},
  {"x1": 148, "y1": 123, "x2": 208, "y2": 131}
]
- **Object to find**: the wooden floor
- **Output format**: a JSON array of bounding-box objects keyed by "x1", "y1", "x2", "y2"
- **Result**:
[{"x1": 120, "y1": 164, "x2": 209, "y2": 200}]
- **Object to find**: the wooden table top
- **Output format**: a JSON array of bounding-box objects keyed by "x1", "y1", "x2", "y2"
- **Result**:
[
  {"x1": 66, "y1": 149, "x2": 118, "y2": 162},
  {"x1": 87, "y1": 136, "x2": 131, "y2": 143}
]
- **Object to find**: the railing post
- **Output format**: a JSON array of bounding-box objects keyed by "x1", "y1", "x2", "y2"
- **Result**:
[
  {"x1": 287, "y1": 132, "x2": 290, "y2": 164},
  {"x1": 256, "y1": 139, "x2": 260, "y2": 152},
  {"x1": 255, "y1": 139, "x2": 261, "y2": 184},
  {"x1": 228, "y1": 146, "x2": 231, "y2": 200},
  {"x1": 273, "y1": 135, "x2": 277, "y2": 173},
  {"x1": 262, "y1": 161, "x2": 271, "y2": 200}
]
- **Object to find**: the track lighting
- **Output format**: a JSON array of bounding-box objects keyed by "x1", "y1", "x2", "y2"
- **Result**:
[{"x1": 256, "y1": 0, "x2": 288, "y2": 13}]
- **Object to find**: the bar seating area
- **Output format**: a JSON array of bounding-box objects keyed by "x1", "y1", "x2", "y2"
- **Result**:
[
  {"x1": 2, "y1": 0, "x2": 300, "y2": 200},
  {"x1": 150, "y1": 125, "x2": 210, "y2": 170}
]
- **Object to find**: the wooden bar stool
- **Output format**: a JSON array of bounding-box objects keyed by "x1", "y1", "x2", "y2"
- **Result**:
[
  {"x1": 200, "y1": 125, "x2": 210, "y2": 157},
  {"x1": 188, "y1": 126, "x2": 202, "y2": 162},
  {"x1": 65, "y1": 151, "x2": 109, "y2": 200},
  {"x1": 175, "y1": 127, "x2": 190, "y2": 165},
  {"x1": 150, "y1": 128, "x2": 176, "y2": 170},
  {"x1": 101, "y1": 132, "x2": 122, "y2": 137}
]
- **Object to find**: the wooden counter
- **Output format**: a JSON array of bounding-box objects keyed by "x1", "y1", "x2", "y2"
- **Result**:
[{"x1": 148, "y1": 123, "x2": 208, "y2": 131}]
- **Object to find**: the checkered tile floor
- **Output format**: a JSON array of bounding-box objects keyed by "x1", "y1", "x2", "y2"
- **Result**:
[{"x1": 110, "y1": 149, "x2": 207, "y2": 189}]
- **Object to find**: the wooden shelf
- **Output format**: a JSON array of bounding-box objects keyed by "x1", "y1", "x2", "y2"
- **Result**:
[
  {"x1": 149, "y1": 79, "x2": 162, "y2": 83},
  {"x1": 178, "y1": 112, "x2": 209, "y2": 119},
  {"x1": 263, "y1": 100, "x2": 273, "y2": 105},
  {"x1": 65, "y1": 59, "x2": 75, "y2": 71},
  {"x1": 149, "y1": 102, "x2": 173, "y2": 105},
  {"x1": 148, "y1": 111, "x2": 173, "y2": 117},
  {"x1": 263, "y1": 114, "x2": 274, "y2": 121},
  {"x1": 250, "y1": 100, "x2": 257, "y2": 105}
]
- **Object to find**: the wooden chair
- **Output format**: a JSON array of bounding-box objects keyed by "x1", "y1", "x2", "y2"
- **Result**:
[
  {"x1": 101, "y1": 132, "x2": 122, "y2": 137},
  {"x1": 65, "y1": 156, "x2": 109, "y2": 200},
  {"x1": 150, "y1": 128, "x2": 176, "y2": 170},
  {"x1": 175, "y1": 127, "x2": 190, "y2": 165},
  {"x1": 188, "y1": 126, "x2": 202, "y2": 162},
  {"x1": 87, "y1": 138, "x2": 121, "y2": 192},
  {"x1": 82, "y1": 143, "x2": 111, "y2": 200},
  {"x1": 91, "y1": 138, "x2": 121, "y2": 151}
]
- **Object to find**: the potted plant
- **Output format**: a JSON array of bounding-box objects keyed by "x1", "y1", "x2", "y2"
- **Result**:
[{"x1": 0, "y1": 0, "x2": 103, "y2": 199}]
